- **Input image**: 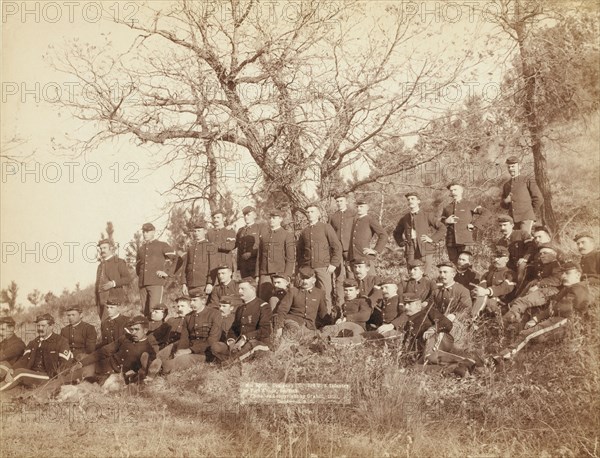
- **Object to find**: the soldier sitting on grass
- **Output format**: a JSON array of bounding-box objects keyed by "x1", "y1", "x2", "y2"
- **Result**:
[{"x1": 321, "y1": 279, "x2": 372, "y2": 338}]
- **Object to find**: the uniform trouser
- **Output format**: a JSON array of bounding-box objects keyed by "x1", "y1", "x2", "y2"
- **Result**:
[
  {"x1": 498, "y1": 317, "x2": 568, "y2": 360},
  {"x1": 509, "y1": 287, "x2": 559, "y2": 316},
  {"x1": 314, "y1": 267, "x2": 333, "y2": 313},
  {"x1": 96, "y1": 291, "x2": 109, "y2": 320},
  {"x1": 320, "y1": 321, "x2": 365, "y2": 338},
  {"x1": 238, "y1": 259, "x2": 257, "y2": 279},
  {"x1": 334, "y1": 255, "x2": 354, "y2": 308},
  {"x1": 212, "y1": 340, "x2": 270, "y2": 363},
  {"x1": 404, "y1": 242, "x2": 435, "y2": 279},
  {"x1": 0, "y1": 367, "x2": 50, "y2": 391},
  {"x1": 139, "y1": 285, "x2": 164, "y2": 317},
  {"x1": 258, "y1": 275, "x2": 274, "y2": 301}
]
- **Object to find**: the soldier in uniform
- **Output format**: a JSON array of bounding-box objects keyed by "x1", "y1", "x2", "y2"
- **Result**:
[
  {"x1": 212, "y1": 279, "x2": 272, "y2": 363},
  {"x1": 258, "y1": 209, "x2": 296, "y2": 301},
  {"x1": 180, "y1": 221, "x2": 214, "y2": 297},
  {"x1": 471, "y1": 246, "x2": 516, "y2": 319},
  {"x1": 136, "y1": 222, "x2": 177, "y2": 317},
  {"x1": 501, "y1": 156, "x2": 544, "y2": 234},
  {"x1": 217, "y1": 296, "x2": 236, "y2": 343},
  {"x1": 329, "y1": 193, "x2": 356, "y2": 307},
  {"x1": 207, "y1": 265, "x2": 241, "y2": 308},
  {"x1": 297, "y1": 204, "x2": 342, "y2": 313},
  {"x1": 454, "y1": 251, "x2": 480, "y2": 292},
  {"x1": 268, "y1": 273, "x2": 294, "y2": 311},
  {"x1": 236, "y1": 206, "x2": 264, "y2": 278},
  {"x1": 207, "y1": 210, "x2": 236, "y2": 284},
  {"x1": 321, "y1": 279, "x2": 372, "y2": 337},
  {"x1": 348, "y1": 200, "x2": 388, "y2": 266},
  {"x1": 0, "y1": 314, "x2": 72, "y2": 392},
  {"x1": 441, "y1": 183, "x2": 490, "y2": 263},
  {"x1": 95, "y1": 238, "x2": 132, "y2": 320},
  {"x1": 393, "y1": 192, "x2": 446, "y2": 278},
  {"x1": 72, "y1": 316, "x2": 156, "y2": 385},
  {"x1": 0, "y1": 317, "x2": 25, "y2": 380},
  {"x1": 60, "y1": 305, "x2": 97, "y2": 360},
  {"x1": 573, "y1": 232, "x2": 600, "y2": 283},
  {"x1": 99, "y1": 301, "x2": 129, "y2": 347},
  {"x1": 403, "y1": 259, "x2": 437, "y2": 303},
  {"x1": 275, "y1": 266, "x2": 329, "y2": 337},
  {"x1": 496, "y1": 215, "x2": 531, "y2": 273},
  {"x1": 351, "y1": 259, "x2": 384, "y2": 304},
  {"x1": 148, "y1": 304, "x2": 171, "y2": 349},
  {"x1": 162, "y1": 292, "x2": 222, "y2": 373},
  {"x1": 367, "y1": 278, "x2": 406, "y2": 334},
  {"x1": 432, "y1": 262, "x2": 472, "y2": 317},
  {"x1": 152, "y1": 297, "x2": 194, "y2": 370}
]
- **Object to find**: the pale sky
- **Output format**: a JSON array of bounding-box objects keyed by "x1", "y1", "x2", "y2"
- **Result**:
[{"x1": 1, "y1": 1, "x2": 504, "y2": 305}]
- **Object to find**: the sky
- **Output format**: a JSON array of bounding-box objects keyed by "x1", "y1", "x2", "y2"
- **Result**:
[{"x1": 1, "y1": 0, "x2": 505, "y2": 305}]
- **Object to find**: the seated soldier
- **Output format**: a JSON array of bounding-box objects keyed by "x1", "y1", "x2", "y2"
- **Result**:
[
  {"x1": 217, "y1": 296, "x2": 236, "y2": 342},
  {"x1": 207, "y1": 265, "x2": 241, "y2": 308},
  {"x1": 148, "y1": 303, "x2": 171, "y2": 348},
  {"x1": 496, "y1": 215, "x2": 531, "y2": 280},
  {"x1": 274, "y1": 266, "x2": 329, "y2": 338},
  {"x1": 150, "y1": 297, "x2": 193, "y2": 374},
  {"x1": 60, "y1": 305, "x2": 97, "y2": 361},
  {"x1": 471, "y1": 246, "x2": 516, "y2": 320},
  {"x1": 212, "y1": 278, "x2": 272, "y2": 363},
  {"x1": 373, "y1": 282, "x2": 409, "y2": 336},
  {"x1": 0, "y1": 317, "x2": 26, "y2": 379},
  {"x1": 1, "y1": 314, "x2": 72, "y2": 392},
  {"x1": 71, "y1": 316, "x2": 156, "y2": 385},
  {"x1": 321, "y1": 279, "x2": 372, "y2": 337},
  {"x1": 494, "y1": 261, "x2": 591, "y2": 362},
  {"x1": 454, "y1": 251, "x2": 480, "y2": 292},
  {"x1": 503, "y1": 244, "x2": 562, "y2": 324},
  {"x1": 403, "y1": 259, "x2": 436, "y2": 302},
  {"x1": 99, "y1": 300, "x2": 129, "y2": 347},
  {"x1": 268, "y1": 273, "x2": 294, "y2": 312},
  {"x1": 162, "y1": 292, "x2": 222, "y2": 373},
  {"x1": 515, "y1": 226, "x2": 558, "y2": 294},
  {"x1": 574, "y1": 232, "x2": 600, "y2": 284},
  {"x1": 432, "y1": 262, "x2": 472, "y2": 316},
  {"x1": 351, "y1": 259, "x2": 384, "y2": 303}
]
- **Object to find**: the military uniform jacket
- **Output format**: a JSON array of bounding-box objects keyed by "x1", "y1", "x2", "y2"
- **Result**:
[
  {"x1": 535, "y1": 282, "x2": 591, "y2": 321},
  {"x1": 208, "y1": 280, "x2": 241, "y2": 308},
  {"x1": 328, "y1": 209, "x2": 356, "y2": 254},
  {"x1": 355, "y1": 274, "x2": 384, "y2": 303},
  {"x1": 348, "y1": 215, "x2": 388, "y2": 262},
  {"x1": 179, "y1": 307, "x2": 223, "y2": 353},
  {"x1": 14, "y1": 333, "x2": 72, "y2": 377},
  {"x1": 230, "y1": 297, "x2": 272, "y2": 342},
  {"x1": 277, "y1": 287, "x2": 328, "y2": 330},
  {"x1": 342, "y1": 297, "x2": 372, "y2": 329},
  {"x1": 60, "y1": 321, "x2": 97, "y2": 357},
  {"x1": 181, "y1": 240, "x2": 214, "y2": 288},
  {"x1": 96, "y1": 256, "x2": 132, "y2": 303},
  {"x1": 81, "y1": 335, "x2": 156, "y2": 374},
  {"x1": 220, "y1": 314, "x2": 235, "y2": 342},
  {"x1": 393, "y1": 210, "x2": 446, "y2": 255},
  {"x1": 480, "y1": 266, "x2": 516, "y2": 299},
  {"x1": 497, "y1": 230, "x2": 531, "y2": 271},
  {"x1": 136, "y1": 240, "x2": 176, "y2": 286},
  {"x1": 259, "y1": 227, "x2": 296, "y2": 276},
  {"x1": 149, "y1": 322, "x2": 172, "y2": 349},
  {"x1": 455, "y1": 268, "x2": 480, "y2": 291},
  {"x1": 501, "y1": 175, "x2": 544, "y2": 223},
  {"x1": 0, "y1": 334, "x2": 26, "y2": 365},
  {"x1": 371, "y1": 295, "x2": 405, "y2": 328},
  {"x1": 432, "y1": 282, "x2": 472, "y2": 315},
  {"x1": 100, "y1": 314, "x2": 129, "y2": 347},
  {"x1": 297, "y1": 222, "x2": 342, "y2": 269},
  {"x1": 533, "y1": 260, "x2": 562, "y2": 288},
  {"x1": 404, "y1": 276, "x2": 436, "y2": 302},
  {"x1": 236, "y1": 223, "x2": 266, "y2": 275},
  {"x1": 581, "y1": 250, "x2": 600, "y2": 283},
  {"x1": 206, "y1": 227, "x2": 236, "y2": 271},
  {"x1": 441, "y1": 200, "x2": 489, "y2": 246},
  {"x1": 403, "y1": 307, "x2": 453, "y2": 352},
  {"x1": 165, "y1": 315, "x2": 186, "y2": 345}
]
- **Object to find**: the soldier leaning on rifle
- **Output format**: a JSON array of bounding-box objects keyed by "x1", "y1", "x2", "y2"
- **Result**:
[
  {"x1": 574, "y1": 232, "x2": 600, "y2": 284},
  {"x1": 454, "y1": 250, "x2": 480, "y2": 292},
  {"x1": 470, "y1": 246, "x2": 516, "y2": 319},
  {"x1": 503, "y1": 244, "x2": 562, "y2": 325},
  {"x1": 99, "y1": 301, "x2": 129, "y2": 347},
  {"x1": 60, "y1": 305, "x2": 97, "y2": 360},
  {"x1": 403, "y1": 259, "x2": 437, "y2": 303},
  {"x1": 494, "y1": 261, "x2": 591, "y2": 363},
  {"x1": 179, "y1": 221, "x2": 214, "y2": 297},
  {"x1": 207, "y1": 210, "x2": 236, "y2": 285},
  {"x1": 321, "y1": 279, "x2": 372, "y2": 338},
  {"x1": 207, "y1": 265, "x2": 241, "y2": 309},
  {"x1": 0, "y1": 314, "x2": 72, "y2": 392},
  {"x1": 162, "y1": 292, "x2": 222, "y2": 373},
  {"x1": 212, "y1": 278, "x2": 272, "y2": 364},
  {"x1": 0, "y1": 316, "x2": 25, "y2": 369},
  {"x1": 369, "y1": 278, "x2": 406, "y2": 335},
  {"x1": 96, "y1": 238, "x2": 132, "y2": 320}
]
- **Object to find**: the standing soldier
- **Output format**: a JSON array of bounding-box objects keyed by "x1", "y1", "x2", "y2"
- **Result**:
[
  {"x1": 180, "y1": 221, "x2": 213, "y2": 297},
  {"x1": 393, "y1": 192, "x2": 446, "y2": 278},
  {"x1": 60, "y1": 306, "x2": 97, "y2": 360},
  {"x1": 329, "y1": 193, "x2": 356, "y2": 307},
  {"x1": 348, "y1": 200, "x2": 388, "y2": 266},
  {"x1": 236, "y1": 206, "x2": 264, "y2": 279},
  {"x1": 95, "y1": 238, "x2": 131, "y2": 320},
  {"x1": 441, "y1": 183, "x2": 490, "y2": 263},
  {"x1": 297, "y1": 204, "x2": 342, "y2": 313},
  {"x1": 207, "y1": 210, "x2": 237, "y2": 284},
  {"x1": 258, "y1": 209, "x2": 296, "y2": 300},
  {"x1": 136, "y1": 222, "x2": 177, "y2": 317},
  {"x1": 501, "y1": 156, "x2": 544, "y2": 235}
]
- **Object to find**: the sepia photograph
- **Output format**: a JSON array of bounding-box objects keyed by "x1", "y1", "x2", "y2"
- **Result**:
[{"x1": 1, "y1": 0, "x2": 599, "y2": 456}]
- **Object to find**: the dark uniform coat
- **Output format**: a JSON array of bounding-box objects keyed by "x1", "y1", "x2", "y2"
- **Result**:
[
  {"x1": 229, "y1": 297, "x2": 272, "y2": 343},
  {"x1": 348, "y1": 215, "x2": 388, "y2": 262},
  {"x1": 236, "y1": 223, "x2": 265, "y2": 277},
  {"x1": 393, "y1": 210, "x2": 446, "y2": 255},
  {"x1": 328, "y1": 209, "x2": 356, "y2": 257},
  {"x1": 258, "y1": 227, "x2": 296, "y2": 276},
  {"x1": 99, "y1": 314, "x2": 129, "y2": 347},
  {"x1": 207, "y1": 227, "x2": 236, "y2": 273},
  {"x1": 96, "y1": 255, "x2": 132, "y2": 304},
  {"x1": 178, "y1": 307, "x2": 223, "y2": 354},
  {"x1": 402, "y1": 307, "x2": 453, "y2": 353},
  {"x1": 455, "y1": 268, "x2": 480, "y2": 291},
  {"x1": 501, "y1": 175, "x2": 544, "y2": 223},
  {"x1": 181, "y1": 240, "x2": 214, "y2": 289},
  {"x1": 136, "y1": 240, "x2": 176, "y2": 287},
  {"x1": 581, "y1": 250, "x2": 600, "y2": 283},
  {"x1": 207, "y1": 280, "x2": 241, "y2": 308},
  {"x1": 297, "y1": 222, "x2": 342, "y2": 269},
  {"x1": 441, "y1": 200, "x2": 490, "y2": 246},
  {"x1": 403, "y1": 276, "x2": 437, "y2": 302},
  {"x1": 432, "y1": 282, "x2": 472, "y2": 315},
  {"x1": 341, "y1": 297, "x2": 372, "y2": 329},
  {"x1": 14, "y1": 333, "x2": 72, "y2": 377},
  {"x1": 496, "y1": 229, "x2": 531, "y2": 271},
  {"x1": 369, "y1": 295, "x2": 405, "y2": 329},
  {"x1": 80, "y1": 335, "x2": 156, "y2": 374},
  {"x1": 60, "y1": 321, "x2": 97, "y2": 358},
  {"x1": 479, "y1": 266, "x2": 516, "y2": 300},
  {"x1": 0, "y1": 334, "x2": 26, "y2": 365},
  {"x1": 276, "y1": 287, "x2": 328, "y2": 331}
]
